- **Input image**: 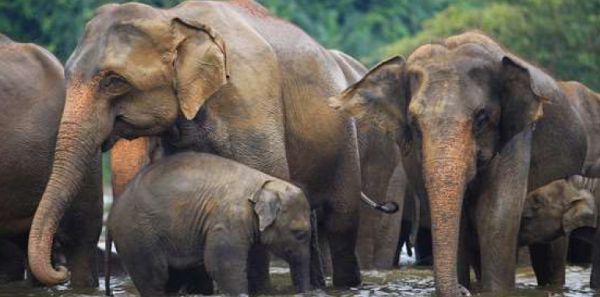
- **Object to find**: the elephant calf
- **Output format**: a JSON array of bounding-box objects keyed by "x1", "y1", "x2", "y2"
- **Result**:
[
  {"x1": 109, "y1": 152, "x2": 311, "y2": 296},
  {"x1": 519, "y1": 177, "x2": 599, "y2": 288}
]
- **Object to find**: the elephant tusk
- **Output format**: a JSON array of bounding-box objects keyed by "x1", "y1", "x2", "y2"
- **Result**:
[{"x1": 360, "y1": 192, "x2": 399, "y2": 214}]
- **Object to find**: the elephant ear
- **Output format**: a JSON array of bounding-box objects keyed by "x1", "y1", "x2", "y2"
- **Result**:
[
  {"x1": 563, "y1": 190, "x2": 598, "y2": 233},
  {"x1": 499, "y1": 55, "x2": 561, "y2": 144},
  {"x1": 172, "y1": 17, "x2": 229, "y2": 120},
  {"x1": 249, "y1": 181, "x2": 281, "y2": 232},
  {"x1": 328, "y1": 56, "x2": 406, "y2": 134}
]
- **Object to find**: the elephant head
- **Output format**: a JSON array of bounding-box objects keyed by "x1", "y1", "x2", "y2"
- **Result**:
[
  {"x1": 329, "y1": 32, "x2": 562, "y2": 296},
  {"x1": 520, "y1": 179, "x2": 598, "y2": 245},
  {"x1": 28, "y1": 3, "x2": 229, "y2": 285},
  {"x1": 249, "y1": 181, "x2": 311, "y2": 293}
]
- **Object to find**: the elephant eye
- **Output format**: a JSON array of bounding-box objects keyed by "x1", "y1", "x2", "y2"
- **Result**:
[
  {"x1": 292, "y1": 230, "x2": 308, "y2": 242},
  {"x1": 474, "y1": 109, "x2": 489, "y2": 134},
  {"x1": 101, "y1": 73, "x2": 130, "y2": 95}
]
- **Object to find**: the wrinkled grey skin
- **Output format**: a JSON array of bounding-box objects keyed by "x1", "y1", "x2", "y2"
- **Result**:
[
  {"x1": 328, "y1": 49, "x2": 405, "y2": 270},
  {"x1": 330, "y1": 32, "x2": 600, "y2": 296},
  {"x1": 29, "y1": 1, "x2": 363, "y2": 288},
  {"x1": 0, "y1": 33, "x2": 102, "y2": 287},
  {"x1": 109, "y1": 152, "x2": 311, "y2": 296},
  {"x1": 520, "y1": 176, "x2": 600, "y2": 288}
]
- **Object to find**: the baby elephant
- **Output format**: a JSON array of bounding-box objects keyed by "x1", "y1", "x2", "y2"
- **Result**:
[
  {"x1": 109, "y1": 152, "x2": 311, "y2": 296},
  {"x1": 519, "y1": 177, "x2": 599, "y2": 288},
  {"x1": 519, "y1": 178, "x2": 597, "y2": 246}
]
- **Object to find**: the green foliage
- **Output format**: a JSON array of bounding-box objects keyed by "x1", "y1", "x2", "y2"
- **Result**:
[
  {"x1": 384, "y1": 0, "x2": 600, "y2": 89},
  {"x1": 0, "y1": 0, "x2": 181, "y2": 62},
  {"x1": 0, "y1": 0, "x2": 451, "y2": 65},
  {"x1": 259, "y1": 0, "x2": 452, "y2": 64}
]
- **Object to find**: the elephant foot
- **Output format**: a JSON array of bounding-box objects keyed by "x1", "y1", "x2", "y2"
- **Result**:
[{"x1": 458, "y1": 284, "x2": 472, "y2": 296}]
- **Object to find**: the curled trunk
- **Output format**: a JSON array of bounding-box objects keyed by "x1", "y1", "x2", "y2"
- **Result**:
[
  {"x1": 28, "y1": 84, "x2": 102, "y2": 285},
  {"x1": 421, "y1": 120, "x2": 474, "y2": 297}
]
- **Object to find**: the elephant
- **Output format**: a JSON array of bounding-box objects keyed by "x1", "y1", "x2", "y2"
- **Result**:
[
  {"x1": 519, "y1": 176, "x2": 600, "y2": 288},
  {"x1": 108, "y1": 152, "x2": 311, "y2": 296},
  {"x1": 0, "y1": 239, "x2": 25, "y2": 283},
  {"x1": 104, "y1": 137, "x2": 160, "y2": 294},
  {"x1": 26, "y1": 0, "x2": 406, "y2": 289},
  {"x1": 104, "y1": 49, "x2": 401, "y2": 284},
  {"x1": 0, "y1": 33, "x2": 103, "y2": 287},
  {"x1": 329, "y1": 31, "x2": 600, "y2": 296},
  {"x1": 328, "y1": 49, "x2": 405, "y2": 270}
]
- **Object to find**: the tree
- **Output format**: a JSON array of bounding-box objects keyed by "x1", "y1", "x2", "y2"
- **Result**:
[{"x1": 384, "y1": 0, "x2": 600, "y2": 89}]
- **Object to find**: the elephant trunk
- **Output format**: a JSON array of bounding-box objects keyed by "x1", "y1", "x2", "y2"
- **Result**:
[
  {"x1": 421, "y1": 120, "x2": 474, "y2": 297},
  {"x1": 28, "y1": 83, "x2": 104, "y2": 285},
  {"x1": 290, "y1": 245, "x2": 311, "y2": 293}
]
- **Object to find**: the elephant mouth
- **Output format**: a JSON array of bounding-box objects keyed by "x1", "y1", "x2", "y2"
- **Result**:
[
  {"x1": 107, "y1": 117, "x2": 169, "y2": 151},
  {"x1": 101, "y1": 134, "x2": 120, "y2": 152}
]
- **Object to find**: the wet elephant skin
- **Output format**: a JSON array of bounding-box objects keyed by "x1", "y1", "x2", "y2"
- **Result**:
[
  {"x1": 330, "y1": 32, "x2": 600, "y2": 296},
  {"x1": 109, "y1": 152, "x2": 311, "y2": 296},
  {"x1": 28, "y1": 0, "x2": 364, "y2": 290},
  {"x1": 0, "y1": 33, "x2": 102, "y2": 288}
]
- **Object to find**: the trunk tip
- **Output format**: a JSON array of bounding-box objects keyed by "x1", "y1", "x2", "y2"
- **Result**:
[{"x1": 33, "y1": 264, "x2": 70, "y2": 286}]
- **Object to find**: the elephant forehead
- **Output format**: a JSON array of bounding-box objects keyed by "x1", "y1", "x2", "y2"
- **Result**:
[
  {"x1": 407, "y1": 67, "x2": 466, "y2": 119},
  {"x1": 94, "y1": 2, "x2": 166, "y2": 23},
  {"x1": 66, "y1": 3, "x2": 171, "y2": 78}
]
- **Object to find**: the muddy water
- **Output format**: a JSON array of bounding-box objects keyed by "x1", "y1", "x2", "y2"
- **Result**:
[
  {"x1": 0, "y1": 195, "x2": 595, "y2": 296},
  {"x1": 0, "y1": 262, "x2": 595, "y2": 297}
]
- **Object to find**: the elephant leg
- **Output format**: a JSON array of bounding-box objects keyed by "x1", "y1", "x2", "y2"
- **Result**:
[
  {"x1": 356, "y1": 203, "x2": 376, "y2": 270},
  {"x1": 590, "y1": 228, "x2": 600, "y2": 289},
  {"x1": 327, "y1": 216, "x2": 360, "y2": 287},
  {"x1": 309, "y1": 210, "x2": 326, "y2": 289},
  {"x1": 122, "y1": 248, "x2": 169, "y2": 297},
  {"x1": 529, "y1": 237, "x2": 567, "y2": 288},
  {"x1": 318, "y1": 222, "x2": 332, "y2": 276},
  {"x1": 457, "y1": 209, "x2": 471, "y2": 289},
  {"x1": 357, "y1": 162, "x2": 391, "y2": 270},
  {"x1": 471, "y1": 244, "x2": 482, "y2": 283},
  {"x1": 0, "y1": 239, "x2": 25, "y2": 283},
  {"x1": 246, "y1": 244, "x2": 270, "y2": 293},
  {"x1": 393, "y1": 223, "x2": 407, "y2": 267},
  {"x1": 476, "y1": 129, "x2": 533, "y2": 292},
  {"x1": 415, "y1": 228, "x2": 433, "y2": 266},
  {"x1": 373, "y1": 175, "x2": 405, "y2": 269},
  {"x1": 60, "y1": 160, "x2": 103, "y2": 288},
  {"x1": 568, "y1": 235, "x2": 592, "y2": 265},
  {"x1": 204, "y1": 237, "x2": 249, "y2": 295},
  {"x1": 324, "y1": 127, "x2": 362, "y2": 287},
  {"x1": 166, "y1": 265, "x2": 213, "y2": 295},
  {"x1": 187, "y1": 265, "x2": 214, "y2": 294}
]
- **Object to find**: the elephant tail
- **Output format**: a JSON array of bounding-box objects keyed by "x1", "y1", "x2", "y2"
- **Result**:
[{"x1": 360, "y1": 192, "x2": 399, "y2": 214}]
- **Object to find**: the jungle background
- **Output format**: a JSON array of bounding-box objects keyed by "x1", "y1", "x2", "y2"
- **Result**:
[{"x1": 1, "y1": 0, "x2": 598, "y2": 178}]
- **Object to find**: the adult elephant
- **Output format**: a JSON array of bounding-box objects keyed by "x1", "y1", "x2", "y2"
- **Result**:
[
  {"x1": 329, "y1": 32, "x2": 600, "y2": 296},
  {"x1": 329, "y1": 49, "x2": 404, "y2": 270},
  {"x1": 0, "y1": 33, "x2": 102, "y2": 287},
  {"x1": 28, "y1": 0, "x2": 378, "y2": 288}
]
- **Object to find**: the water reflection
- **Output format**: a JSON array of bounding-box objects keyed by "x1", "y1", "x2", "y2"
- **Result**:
[{"x1": 0, "y1": 264, "x2": 594, "y2": 297}]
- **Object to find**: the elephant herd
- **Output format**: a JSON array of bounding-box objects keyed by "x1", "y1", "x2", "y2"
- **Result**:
[{"x1": 0, "y1": 1, "x2": 598, "y2": 296}]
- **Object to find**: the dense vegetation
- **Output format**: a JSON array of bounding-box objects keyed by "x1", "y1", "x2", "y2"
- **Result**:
[{"x1": 1, "y1": 0, "x2": 597, "y2": 88}]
